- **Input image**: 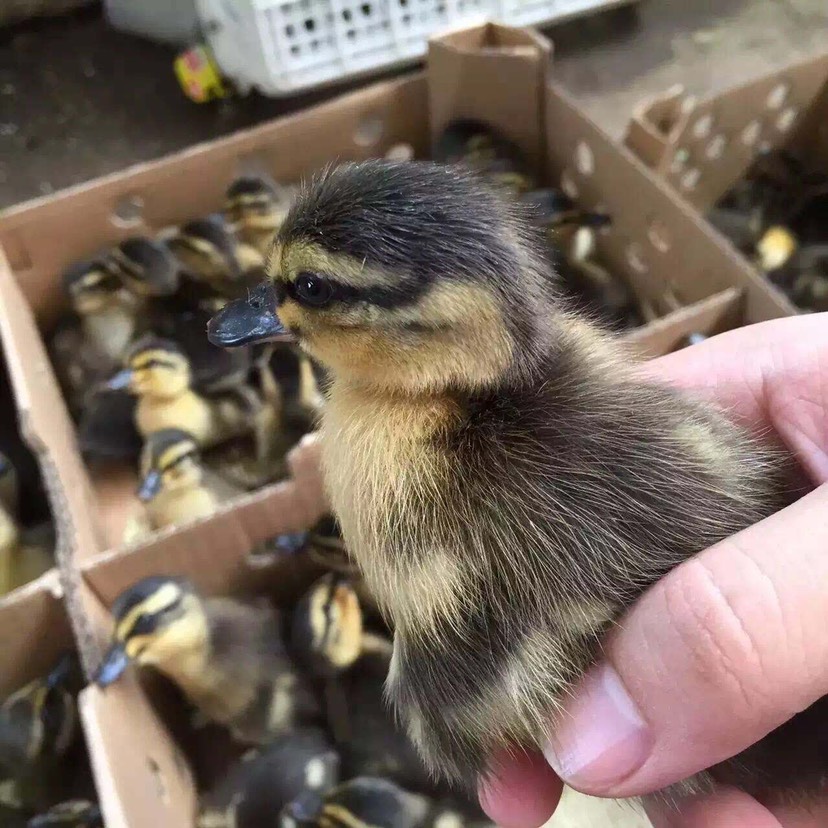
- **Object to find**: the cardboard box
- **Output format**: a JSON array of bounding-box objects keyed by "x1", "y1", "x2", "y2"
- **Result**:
[
  {"x1": 0, "y1": 22, "x2": 802, "y2": 828},
  {"x1": 623, "y1": 51, "x2": 828, "y2": 312}
]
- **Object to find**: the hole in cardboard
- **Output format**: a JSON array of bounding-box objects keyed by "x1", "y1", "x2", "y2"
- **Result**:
[
  {"x1": 758, "y1": 139, "x2": 772, "y2": 155},
  {"x1": 705, "y1": 134, "x2": 727, "y2": 160},
  {"x1": 692, "y1": 113, "x2": 713, "y2": 140},
  {"x1": 669, "y1": 147, "x2": 689, "y2": 175},
  {"x1": 681, "y1": 168, "x2": 701, "y2": 191},
  {"x1": 741, "y1": 120, "x2": 761, "y2": 146},
  {"x1": 766, "y1": 82, "x2": 789, "y2": 110},
  {"x1": 148, "y1": 757, "x2": 170, "y2": 805},
  {"x1": 353, "y1": 115, "x2": 384, "y2": 147},
  {"x1": 626, "y1": 242, "x2": 648, "y2": 273},
  {"x1": 574, "y1": 141, "x2": 594, "y2": 176},
  {"x1": 648, "y1": 218, "x2": 671, "y2": 253},
  {"x1": 112, "y1": 194, "x2": 145, "y2": 228},
  {"x1": 560, "y1": 170, "x2": 578, "y2": 199},
  {"x1": 679, "y1": 95, "x2": 697, "y2": 116},
  {"x1": 776, "y1": 107, "x2": 798, "y2": 132}
]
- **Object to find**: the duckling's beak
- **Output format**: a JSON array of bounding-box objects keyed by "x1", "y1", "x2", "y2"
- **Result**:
[
  {"x1": 137, "y1": 471, "x2": 162, "y2": 502},
  {"x1": 207, "y1": 282, "x2": 293, "y2": 347},
  {"x1": 106, "y1": 369, "x2": 134, "y2": 391},
  {"x1": 94, "y1": 643, "x2": 130, "y2": 688}
]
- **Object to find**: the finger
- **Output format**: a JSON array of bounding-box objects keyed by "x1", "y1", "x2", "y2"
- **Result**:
[
  {"x1": 478, "y1": 748, "x2": 563, "y2": 828},
  {"x1": 542, "y1": 483, "x2": 828, "y2": 797},
  {"x1": 769, "y1": 800, "x2": 828, "y2": 828},
  {"x1": 645, "y1": 788, "x2": 781, "y2": 828},
  {"x1": 640, "y1": 313, "x2": 828, "y2": 484}
]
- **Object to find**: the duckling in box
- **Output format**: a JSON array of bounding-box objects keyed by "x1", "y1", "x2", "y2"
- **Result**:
[
  {"x1": 208, "y1": 159, "x2": 807, "y2": 807},
  {"x1": 95, "y1": 576, "x2": 322, "y2": 745},
  {"x1": 224, "y1": 175, "x2": 298, "y2": 258}
]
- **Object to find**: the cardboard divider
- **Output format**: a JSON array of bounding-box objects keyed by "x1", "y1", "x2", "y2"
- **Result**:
[{"x1": 623, "y1": 51, "x2": 828, "y2": 212}]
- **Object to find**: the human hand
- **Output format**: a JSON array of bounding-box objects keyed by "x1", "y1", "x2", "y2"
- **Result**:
[{"x1": 479, "y1": 314, "x2": 828, "y2": 828}]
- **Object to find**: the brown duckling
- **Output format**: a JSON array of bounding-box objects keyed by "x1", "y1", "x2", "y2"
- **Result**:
[
  {"x1": 198, "y1": 728, "x2": 340, "y2": 828},
  {"x1": 208, "y1": 160, "x2": 800, "y2": 805},
  {"x1": 106, "y1": 336, "x2": 270, "y2": 451},
  {"x1": 95, "y1": 576, "x2": 322, "y2": 744},
  {"x1": 0, "y1": 654, "x2": 88, "y2": 811},
  {"x1": 224, "y1": 175, "x2": 297, "y2": 257},
  {"x1": 49, "y1": 259, "x2": 139, "y2": 413},
  {"x1": 0, "y1": 453, "x2": 53, "y2": 596},
  {"x1": 167, "y1": 214, "x2": 265, "y2": 300}
]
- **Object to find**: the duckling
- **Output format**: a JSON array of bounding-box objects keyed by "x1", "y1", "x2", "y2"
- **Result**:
[
  {"x1": 280, "y1": 777, "x2": 473, "y2": 828},
  {"x1": 224, "y1": 175, "x2": 297, "y2": 257},
  {"x1": 27, "y1": 801, "x2": 103, "y2": 828},
  {"x1": 199, "y1": 728, "x2": 339, "y2": 828},
  {"x1": 0, "y1": 453, "x2": 53, "y2": 596},
  {"x1": 108, "y1": 236, "x2": 180, "y2": 299},
  {"x1": 107, "y1": 336, "x2": 269, "y2": 451},
  {"x1": 167, "y1": 214, "x2": 265, "y2": 300},
  {"x1": 49, "y1": 259, "x2": 139, "y2": 413},
  {"x1": 0, "y1": 654, "x2": 87, "y2": 810},
  {"x1": 208, "y1": 160, "x2": 803, "y2": 806},
  {"x1": 94, "y1": 576, "x2": 322, "y2": 744}
]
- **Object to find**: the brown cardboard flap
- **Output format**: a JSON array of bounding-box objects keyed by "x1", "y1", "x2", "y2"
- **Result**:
[
  {"x1": 0, "y1": 75, "x2": 429, "y2": 327},
  {"x1": 624, "y1": 287, "x2": 744, "y2": 358},
  {"x1": 634, "y1": 51, "x2": 828, "y2": 211},
  {"x1": 427, "y1": 24, "x2": 551, "y2": 172},
  {"x1": 543, "y1": 80, "x2": 794, "y2": 324},
  {"x1": 623, "y1": 84, "x2": 687, "y2": 171},
  {"x1": 0, "y1": 570, "x2": 73, "y2": 696},
  {"x1": 80, "y1": 677, "x2": 196, "y2": 828}
]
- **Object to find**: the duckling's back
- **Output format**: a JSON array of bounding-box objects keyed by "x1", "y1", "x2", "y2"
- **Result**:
[{"x1": 326, "y1": 319, "x2": 793, "y2": 799}]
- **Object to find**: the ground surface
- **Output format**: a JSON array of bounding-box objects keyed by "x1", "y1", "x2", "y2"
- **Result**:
[{"x1": 2, "y1": 0, "x2": 828, "y2": 209}]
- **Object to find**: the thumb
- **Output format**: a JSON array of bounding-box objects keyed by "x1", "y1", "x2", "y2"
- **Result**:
[{"x1": 542, "y1": 483, "x2": 828, "y2": 798}]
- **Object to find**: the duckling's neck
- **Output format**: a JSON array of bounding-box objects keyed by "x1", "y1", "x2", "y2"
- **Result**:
[
  {"x1": 147, "y1": 484, "x2": 217, "y2": 530},
  {"x1": 136, "y1": 390, "x2": 215, "y2": 445},
  {"x1": 81, "y1": 302, "x2": 136, "y2": 360}
]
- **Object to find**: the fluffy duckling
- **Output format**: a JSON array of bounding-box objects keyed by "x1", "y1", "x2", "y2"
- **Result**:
[
  {"x1": 95, "y1": 576, "x2": 321, "y2": 744},
  {"x1": 0, "y1": 655, "x2": 85, "y2": 810},
  {"x1": 280, "y1": 777, "x2": 476, "y2": 828},
  {"x1": 0, "y1": 453, "x2": 53, "y2": 596},
  {"x1": 27, "y1": 801, "x2": 103, "y2": 828},
  {"x1": 199, "y1": 728, "x2": 339, "y2": 828},
  {"x1": 224, "y1": 175, "x2": 296, "y2": 257},
  {"x1": 208, "y1": 160, "x2": 800, "y2": 804},
  {"x1": 49, "y1": 259, "x2": 139, "y2": 413},
  {"x1": 107, "y1": 236, "x2": 180, "y2": 299},
  {"x1": 167, "y1": 214, "x2": 265, "y2": 300},
  {"x1": 107, "y1": 337, "x2": 265, "y2": 450}
]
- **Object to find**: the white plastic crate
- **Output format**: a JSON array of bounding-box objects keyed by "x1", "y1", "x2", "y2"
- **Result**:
[{"x1": 196, "y1": 0, "x2": 635, "y2": 96}]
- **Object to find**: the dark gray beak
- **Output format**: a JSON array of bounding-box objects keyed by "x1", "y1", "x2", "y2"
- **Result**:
[
  {"x1": 137, "y1": 470, "x2": 162, "y2": 502},
  {"x1": 106, "y1": 369, "x2": 134, "y2": 391},
  {"x1": 94, "y1": 643, "x2": 130, "y2": 688},
  {"x1": 207, "y1": 282, "x2": 293, "y2": 348}
]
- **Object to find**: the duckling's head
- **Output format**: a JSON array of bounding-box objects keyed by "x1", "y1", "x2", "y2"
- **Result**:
[
  {"x1": 208, "y1": 160, "x2": 559, "y2": 394},
  {"x1": 61, "y1": 260, "x2": 121, "y2": 316},
  {"x1": 107, "y1": 337, "x2": 192, "y2": 399},
  {"x1": 27, "y1": 801, "x2": 103, "y2": 828},
  {"x1": 291, "y1": 574, "x2": 363, "y2": 677},
  {"x1": 138, "y1": 429, "x2": 203, "y2": 502},
  {"x1": 169, "y1": 215, "x2": 250, "y2": 282},
  {"x1": 95, "y1": 576, "x2": 207, "y2": 687},
  {"x1": 109, "y1": 237, "x2": 179, "y2": 297},
  {"x1": 225, "y1": 175, "x2": 285, "y2": 230},
  {"x1": 757, "y1": 224, "x2": 798, "y2": 272},
  {"x1": 0, "y1": 654, "x2": 78, "y2": 772}
]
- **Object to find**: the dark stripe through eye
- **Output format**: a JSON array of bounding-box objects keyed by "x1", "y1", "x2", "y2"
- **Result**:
[
  {"x1": 161, "y1": 451, "x2": 197, "y2": 473},
  {"x1": 136, "y1": 358, "x2": 180, "y2": 370}
]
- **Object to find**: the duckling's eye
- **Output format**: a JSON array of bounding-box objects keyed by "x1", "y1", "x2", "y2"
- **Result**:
[{"x1": 294, "y1": 272, "x2": 333, "y2": 308}]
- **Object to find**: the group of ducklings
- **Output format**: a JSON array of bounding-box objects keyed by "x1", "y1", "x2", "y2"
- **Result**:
[
  {"x1": 434, "y1": 119, "x2": 648, "y2": 331},
  {"x1": 0, "y1": 653, "x2": 102, "y2": 827},
  {"x1": 48, "y1": 176, "x2": 324, "y2": 541},
  {"x1": 709, "y1": 147, "x2": 828, "y2": 311},
  {"x1": 92, "y1": 526, "x2": 490, "y2": 828}
]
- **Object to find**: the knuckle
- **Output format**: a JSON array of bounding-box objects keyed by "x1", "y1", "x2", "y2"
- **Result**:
[{"x1": 661, "y1": 558, "x2": 773, "y2": 715}]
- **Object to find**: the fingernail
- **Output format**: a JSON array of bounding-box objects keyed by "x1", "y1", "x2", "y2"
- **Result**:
[{"x1": 543, "y1": 663, "x2": 653, "y2": 789}]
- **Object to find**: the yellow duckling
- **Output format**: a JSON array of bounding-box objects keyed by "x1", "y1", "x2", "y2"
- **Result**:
[{"x1": 224, "y1": 175, "x2": 297, "y2": 257}]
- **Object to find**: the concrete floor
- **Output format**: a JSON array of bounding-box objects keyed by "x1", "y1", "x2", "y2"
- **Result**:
[{"x1": 2, "y1": 1, "x2": 828, "y2": 209}]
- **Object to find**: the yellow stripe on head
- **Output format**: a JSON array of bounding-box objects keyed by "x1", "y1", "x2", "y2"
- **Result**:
[
  {"x1": 115, "y1": 581, "x2": 183, "y2": 640},
  {"x1": 322, "y1": 805, "x2": 374, "y2": 828},
  {"x1": 157, "y1": 440, "x2": 198, "y2": 471}
]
